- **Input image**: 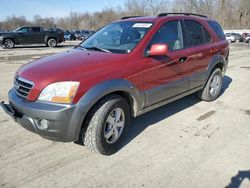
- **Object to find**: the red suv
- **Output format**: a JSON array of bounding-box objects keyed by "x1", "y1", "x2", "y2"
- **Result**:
[{"x1": 1, "y1": 13, "x2": 229, "y2": 155}]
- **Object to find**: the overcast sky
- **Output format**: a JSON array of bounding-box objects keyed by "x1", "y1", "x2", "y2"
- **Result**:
[{"x1": 0, "y1": 0, "x2": 127, "y2": 21}]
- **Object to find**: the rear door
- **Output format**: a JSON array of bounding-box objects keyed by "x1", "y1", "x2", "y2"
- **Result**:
[
  {"x1": 182, "y1": 19, "x2": 215, "y2": 89},
  {"x1": 30, "y1": 27, "x2": 44, "y2": 43},
  {"x1": 142, "y1": 20, "x2": 191, "y2": 106}
]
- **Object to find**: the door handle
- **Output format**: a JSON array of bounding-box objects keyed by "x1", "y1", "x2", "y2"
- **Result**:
[{"x1": 178, "y1": 57, "x2": 188, "y2": 63}]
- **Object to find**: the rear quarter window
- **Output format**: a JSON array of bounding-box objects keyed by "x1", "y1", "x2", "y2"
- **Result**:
[{"x1": 208, "y1": 21, "x2": 225, "y2": 40}]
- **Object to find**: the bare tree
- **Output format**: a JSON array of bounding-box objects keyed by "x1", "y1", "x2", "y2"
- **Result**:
[
  {"x1": 237, "y1": 0, "x2": 250, "y2": 29},
  {"x1": 0, "y1": 0, "x2": 249, "y2": 31},
  {"x1": 144, "y1": 0, "x2": 169, "y2": 15},
  {"x1": 69, "y1": 11, "x2": 81, "y2": 29},
  {"x1": 177, "y1": 0, "x2": 214, "y2": 17},
  {"x1": 2, "y1": 16, "x2": 30, "y2": 30},
  {"x1": 124, "y1": 0, "x2": 147, "y2": 16}
]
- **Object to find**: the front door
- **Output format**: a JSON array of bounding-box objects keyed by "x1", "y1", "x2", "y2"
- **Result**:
[
  {"x1": 142, "y1": 20, "x2": 190, "y2": 106},
  {"x1": 16, "y1": 27, "x2": 30, "y2": 44}
]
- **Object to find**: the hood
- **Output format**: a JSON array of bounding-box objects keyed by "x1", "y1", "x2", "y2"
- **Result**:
[
  {"x1": 0, "y1": 32, "x2": 14, "y2": 36},
  {"x1": 18, "y1": 48, "x2": 127, "y2": 84},
  {"x1": 17, "y1": 48, "x2": 128, "y2": 100}
]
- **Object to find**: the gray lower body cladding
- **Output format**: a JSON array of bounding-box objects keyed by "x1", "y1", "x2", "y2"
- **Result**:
[
  {"x1": 7, "y1": 89, "x2": 80, "y2": 142},
  {"x1": 2, "y1": 79, "x2": 141, "y2": 142}
]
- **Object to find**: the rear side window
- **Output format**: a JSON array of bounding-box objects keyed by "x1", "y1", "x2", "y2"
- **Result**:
[
  {"x1": 32, "y1": 27, "x2": 41, "y2": 32},
  {"x1": 184, "y1": 20, "x2": 211, "y2": 46},
  {"x1": 208, "y1": 21, "x2": 225, "y2": 40},
  {"x1": 147, "y1": 20, "x2": 184, "y2": 51}
]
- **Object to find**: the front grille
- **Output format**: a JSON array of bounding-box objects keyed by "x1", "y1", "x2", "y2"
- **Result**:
[{"x1": 14, "y1": 76, "x2": 34, "y2": 99}]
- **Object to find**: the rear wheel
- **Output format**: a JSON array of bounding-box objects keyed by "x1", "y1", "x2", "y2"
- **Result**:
[
  {"x1": 3, "y1": 39, "x2": 15, "y2": 49},
  {"x1": 47, "y1": 38, "x2": 57, "y2": 47},
  {"x1": 81, "y1": 95, "x2": 130, "y2": 155},
  {"x1": 197, "y1": 68, "x2": 223, "y2": 101}
]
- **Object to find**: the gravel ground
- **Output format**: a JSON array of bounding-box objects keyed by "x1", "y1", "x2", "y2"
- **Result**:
[{"x1": 0, "y1": 41, "x2": 249, "y2": 188}]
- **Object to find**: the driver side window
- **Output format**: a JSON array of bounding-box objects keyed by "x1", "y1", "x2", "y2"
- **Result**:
[
  {"x1": 18, "y1": 27, "x2": 29, "y2": 33},
  {"x1": 147, "y1": 20, "x2": 183, "y2": 52}
]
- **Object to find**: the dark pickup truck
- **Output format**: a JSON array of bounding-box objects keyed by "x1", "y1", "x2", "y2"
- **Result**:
[{"x1": 0, "y1": 26, "x2": 64, "y2": 48}]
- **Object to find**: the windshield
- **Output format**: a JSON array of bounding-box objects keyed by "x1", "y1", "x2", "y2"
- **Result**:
[
  {"x1": 80, "y1": 21, "x2": 152, "y2": 54},
  {"x1": 13, "y1": 27, "x2": 21, "y2": 32}
]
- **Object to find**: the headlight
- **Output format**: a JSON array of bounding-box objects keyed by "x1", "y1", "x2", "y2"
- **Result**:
[{"x1": 38, "y1": 82, "x2": 79, "y2": 104}]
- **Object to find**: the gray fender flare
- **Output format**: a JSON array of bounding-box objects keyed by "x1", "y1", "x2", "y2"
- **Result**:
[
  {"x1": 70, "y1": 79, "x2": 144, "y2": 141},
  {"x1": 205, "y1": 54, "x2": 226, "y2": 81}
]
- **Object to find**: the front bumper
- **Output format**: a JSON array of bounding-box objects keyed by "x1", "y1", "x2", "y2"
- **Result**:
[{"x1": 1, "y1": 89, "x2": 81, "y2": 142}]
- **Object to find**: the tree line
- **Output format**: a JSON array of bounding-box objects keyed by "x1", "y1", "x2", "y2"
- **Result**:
[{"x1": 0, "y1": 0, "x2": 249, "y2": 31}]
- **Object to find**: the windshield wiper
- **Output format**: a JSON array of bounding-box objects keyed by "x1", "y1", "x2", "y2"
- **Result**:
[
  {"x1": 85, "y1": 46, "x2": 111, "y2": 53},
  {"x1": 76, "y1": 46, "x2": 87, "y2": 50}
]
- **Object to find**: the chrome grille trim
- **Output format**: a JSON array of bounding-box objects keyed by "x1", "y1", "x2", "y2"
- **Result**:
[
  {"x1": 14, "y1": 80, "x2": 31, "y2": 89},
  {"x1": 14, "y1": 76, "x2": 34, "y2": 99}
]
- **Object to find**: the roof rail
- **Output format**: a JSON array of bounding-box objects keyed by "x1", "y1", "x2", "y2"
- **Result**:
[
  {"x1": 157, "y1": 12, "x2": 208, "y2": 18},
  {"x1": 121, "y1": 16, "x2": 142, "y2": 20}
]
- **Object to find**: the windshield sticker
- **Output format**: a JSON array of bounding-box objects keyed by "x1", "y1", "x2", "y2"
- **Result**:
[{"x1": 132, "y1": 23, "x2": 152, "y2": 28}]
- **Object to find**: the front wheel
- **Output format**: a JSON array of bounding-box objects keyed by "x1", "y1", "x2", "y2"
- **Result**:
[
  {"x1": 197, "y1": 68, "x2": 223, "y2": 101},
  {"x1": 81, "y1": 95, "x2": 130, "y2": 155},
  {"x1": 47, "y1": 38, "x2": 57, "y2": 47},
  {"x1": 3, "y1": 39, "x2": 15, "y2": 49}
]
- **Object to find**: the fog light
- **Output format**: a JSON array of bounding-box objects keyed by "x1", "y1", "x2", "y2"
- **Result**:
[{"x1": 37, "y1": 119, "x2": 49, "y2": 130}]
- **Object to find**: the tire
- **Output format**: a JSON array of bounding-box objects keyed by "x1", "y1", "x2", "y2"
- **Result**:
[
  {"x1": 3, "y1": 39, "x2": 15, "y2": 49},
  {"x1": 196, "y1": 68, "x2": 223, "y2": 101},
  {"x1": 47, "y1": 38, "x2": 57, "y2": 47},
  {"x1": 81, "y1": 94, "x2": 131, "y2": 155}
]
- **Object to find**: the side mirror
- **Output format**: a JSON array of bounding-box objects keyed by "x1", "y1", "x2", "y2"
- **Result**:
[{"x1": 148, "y1": 44, "x2": 168, "y2": 56}]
